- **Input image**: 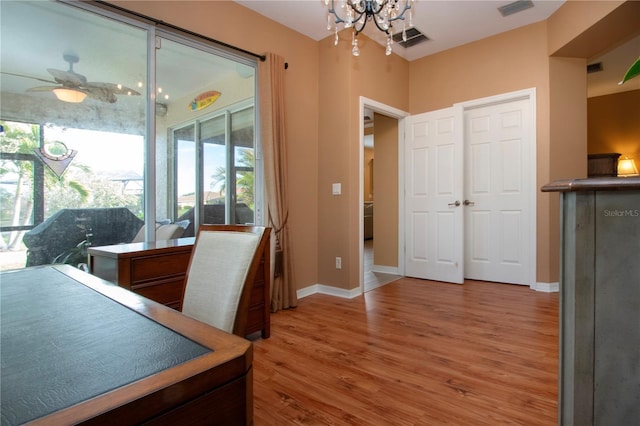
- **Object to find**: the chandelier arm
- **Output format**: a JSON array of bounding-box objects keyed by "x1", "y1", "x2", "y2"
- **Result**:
[
  {"x1": 328, "y1": 1, "x2": 366, "y2": 27},
  {"x1": 327, "y1": 1, "x2": 345, "y2": 24},
  {"x1": 391, "y1": 2, "x2": 413, "y2": 23},
  {"x1": 368, "y1": 17, "x2": 404, "y2": 35},
  {"x1": 352, "y1": 12, "x2": 369, "y2": 35},
  {"x1": 366, "y1": 0, "x2": 388, "y2": 15},
  {"x1": 328, "y1": 10, "x2": 345, "y2": 24},
  {"x1": 347, "y1": 0, "x2": 368, "y2": 14}
]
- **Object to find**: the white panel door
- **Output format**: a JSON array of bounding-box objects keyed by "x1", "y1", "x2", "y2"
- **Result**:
[
  {"x1": 464, "y1": 99, "x2": 531, "y2": 284},
  {"x1": 405, "y1": 106, "x2": 463, "y2": 283}
]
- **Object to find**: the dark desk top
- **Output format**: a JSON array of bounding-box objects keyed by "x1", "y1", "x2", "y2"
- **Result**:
[{"x1": 0, "y1": 265, "x2": 251, "y2": 425}]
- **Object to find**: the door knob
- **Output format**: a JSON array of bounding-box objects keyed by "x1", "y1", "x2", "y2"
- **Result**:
[
  {"x1": 463, "y1": 200, "x2": 475, "y2": 206},
  {"x1": 448, "y1": 200, "x2": 461, "y2": 207}
]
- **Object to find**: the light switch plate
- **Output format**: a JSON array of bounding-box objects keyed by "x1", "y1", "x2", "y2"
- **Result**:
[{"x1": 332, "y1": 183, "x2": 341, "y2": 195}]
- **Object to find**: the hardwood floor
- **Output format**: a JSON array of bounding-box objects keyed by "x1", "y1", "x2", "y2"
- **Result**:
[{"x1": 252, "y1": 278, "x2": 559, "y2": 425}]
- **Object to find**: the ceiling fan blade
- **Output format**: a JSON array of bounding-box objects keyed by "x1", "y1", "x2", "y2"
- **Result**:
[
  {"x1": 82, "y1": 86, "x2": 117, "y2": 103},
  {"x1": 1, "y1": 71, "x2": 57, "y2": 85},
  {"x1": 86, "y1": 82, "x2": 141, "y2": 96},
  {"x1": 47, "y1": 68, "x2": 86, "y2": 86},
  {"x1": 26, "y1": 86, "x2": 57, "y2": 93}
]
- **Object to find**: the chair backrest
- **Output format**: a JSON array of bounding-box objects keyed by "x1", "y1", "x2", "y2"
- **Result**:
[
  {"x1": 130, "y1": 223, "x2": 185, "y2": 243},
  {"x1": 181, "y1": 225, "x2": 271, "y2": 336}
]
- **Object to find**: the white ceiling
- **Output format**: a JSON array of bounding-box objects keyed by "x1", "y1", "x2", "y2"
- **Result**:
[
  {"x1": 235, "y1": 0, "x2": 640, "y2": 97},
  {"x1": 1, "y1": 0, "x2": 636, "y2": 110},
  {"x1": 588, "y1": 35, "x2": 640, "y2": 98},
  {"x1": 235, "y1": 0, "x2": 565, "y2": 61}
]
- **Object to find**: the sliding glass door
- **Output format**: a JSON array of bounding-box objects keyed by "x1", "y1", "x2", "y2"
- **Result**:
[
  {"x1": 0, "y1": 1, "x2": 259, "y2": 270},
  {"x1": 157, "y1": 33, "x2": 258, "y2": 237}
]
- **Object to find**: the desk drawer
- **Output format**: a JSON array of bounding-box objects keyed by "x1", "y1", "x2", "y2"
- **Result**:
[
  {"x1": 130, "y1": 252, "x2": 192, "y2": 283},
  {"x1": 133, "y1": 278, "x2": 185, "y2": 309}
]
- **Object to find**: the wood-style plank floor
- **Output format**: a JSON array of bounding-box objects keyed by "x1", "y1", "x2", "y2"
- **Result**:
[{"x1": 251, "y1": 278, "x2": 559, "y2": 425}]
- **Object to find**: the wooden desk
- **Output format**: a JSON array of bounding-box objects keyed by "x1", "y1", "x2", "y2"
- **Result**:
[
  {"x1": 0, "y1": 265, "x2": 252, "y2": 425},
  {"x1": 88, "y1": 237, "x2": 270, "y2": 338},
  {"x1": 88, "y1": 238, "x2": 195, "y2": 310}
]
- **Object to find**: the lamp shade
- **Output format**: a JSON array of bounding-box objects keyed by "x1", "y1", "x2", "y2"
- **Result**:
[
  {"x1": 618, "y1": 157, "x2": 639, "y2": 176},
  {"x1": 53, "y1": 88, "x2": 87, "y2": 103}
]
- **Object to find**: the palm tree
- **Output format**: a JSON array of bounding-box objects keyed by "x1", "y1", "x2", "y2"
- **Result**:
[
  {"x1": 0, "y1": 121, "x2": 89, "y2": 250},
  {"x1": 209, "y1": 148, "x2": 255, "y2": 208},
  {"x1": 211, "y1": 165, "x2": 227, "y2": 199},
  {"x1": 0, "y1": 122, "x2": 39, "y2": 250}
]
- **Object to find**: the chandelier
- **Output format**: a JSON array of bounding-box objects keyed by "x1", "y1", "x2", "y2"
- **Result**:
[{"x1": 325, "y1": 0, "x2": 415, "y2": 56}]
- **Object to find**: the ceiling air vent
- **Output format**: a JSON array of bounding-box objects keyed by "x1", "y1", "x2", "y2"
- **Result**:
[
  {"x1": 498, "y1": 0, "x2": 534, "y2": 17},
  {"x1": 587, "y1": 62, "x2": 604, "y2": 74},
  {"x1": 392, "y1": 27, "x2": 430, "y2": 49}
]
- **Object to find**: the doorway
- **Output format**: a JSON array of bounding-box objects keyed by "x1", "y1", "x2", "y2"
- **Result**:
[{"x1": 359, "y1": 98, "x2": 408, "y2": 293}]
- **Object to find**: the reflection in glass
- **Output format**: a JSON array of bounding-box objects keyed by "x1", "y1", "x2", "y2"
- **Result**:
[
  {"x1": 1, "y1": 2, "x2": 146, "y2": 269},
  {"x1": 0, "y1": 1, "x2": 258, "y2": 271},
  {"x1": 159, "y1": 36, "x2": 257, "y2": 233}
]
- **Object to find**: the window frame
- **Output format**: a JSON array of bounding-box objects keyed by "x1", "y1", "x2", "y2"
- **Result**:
[
  {"x1": 0, "y1": 121, "x2": 45, "y2": 233},
  {"x1": 171, "y1": 100, "x2": 260, "y2": 229},
  {"x1": 1, "y1": 1, "x2": 262, "y2": 238}
]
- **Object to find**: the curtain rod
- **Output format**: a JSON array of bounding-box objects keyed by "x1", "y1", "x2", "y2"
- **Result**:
[{"x1": 94, "y1": 1, "x2": 266, "y2": 62}]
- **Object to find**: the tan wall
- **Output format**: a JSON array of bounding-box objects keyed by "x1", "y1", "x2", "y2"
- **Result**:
[
  {"x1": 588, "y1": 90, "x2": 640, "y2": 163},
  {"x1": 548, "y1": 1, "x2": 639, "y2": 58},
  {"x1": 547, "y1": 0, "x2": 627, "y2": 57},
  {"x1": 112, "y1": 0, "x2": 638, "y2": 291},
  {"x1": 317, "y1": 31, "x2": 408, "y2": 290},
  {"x1": 364, "y1": 147, "x2": 374, "y2": 202},
  {"x1": 113, "y1": 0, "x2": 320, "y2": 291},
  {"x1": 544, "y1": 0, "x2": 640, "y2": 282},
  {"x1": 372, "y1": 113, "x2": 398, "y2": 268},
  {"x1": 318, "y1": 35, "x2": 352, "y2": 288},
  {"x1": 409, "y1": 22, "x2": 549, "y2": 113},
  {"x1": 408, "y1": 1, "x2": 639, "y2": 284},
  {"x1": 409, "y1": 22, "x2": 556, "y2": 282},
  {"x1": 544, "y1": 56, "x2": 588, "y2": 282}
]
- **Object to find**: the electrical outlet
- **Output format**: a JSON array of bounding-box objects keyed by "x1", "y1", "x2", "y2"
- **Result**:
[{"x1": 335, "y1": 256, "x2": 342, "y2": 269}]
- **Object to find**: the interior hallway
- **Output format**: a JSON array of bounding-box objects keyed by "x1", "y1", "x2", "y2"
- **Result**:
[{"x1": 364, "y1": 239, "x2": 401, "y2": 292}]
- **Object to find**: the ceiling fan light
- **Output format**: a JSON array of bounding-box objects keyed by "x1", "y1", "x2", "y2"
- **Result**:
[{"x1": 53, "y1": 88, "x2": 87, "y2": 103}]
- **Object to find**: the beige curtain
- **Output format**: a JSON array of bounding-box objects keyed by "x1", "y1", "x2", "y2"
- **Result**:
[{"x1": 259, "y1": 53, "x2": 297, "y2": 312}]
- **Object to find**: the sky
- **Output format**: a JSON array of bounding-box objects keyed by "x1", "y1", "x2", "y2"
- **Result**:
[
  {"x1": 44, "y1": 126, "x2": 144, "y2": 176},
  {"x1": 2, "y1": 122, "x2": 227, "y2": 199}
]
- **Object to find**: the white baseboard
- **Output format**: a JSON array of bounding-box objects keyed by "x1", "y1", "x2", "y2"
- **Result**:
[
  {"x1": 364, "y1": 280, "x2": 392, "y2": 292},
  {"x1": 297, "y1": 284, "x2": 361, "y2": 300},
  {"x1": 530, "y1": 282, "x2": 559, "y2": 293},
  {"x1": 372, "y1": 265, "x2": 400, "y2": 275},
  {"x1": 298, "y1": 281, "x2": 559, "y2": 298}
]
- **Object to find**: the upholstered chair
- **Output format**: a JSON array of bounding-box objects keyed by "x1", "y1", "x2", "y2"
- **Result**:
[{"x1": 181, "y1": 225, "x2": 271, "y2": 337}]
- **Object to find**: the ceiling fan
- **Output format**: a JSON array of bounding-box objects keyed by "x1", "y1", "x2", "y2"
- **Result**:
[{"x1": 5, "y1": 53, "x2": 141, "y2": 103}]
